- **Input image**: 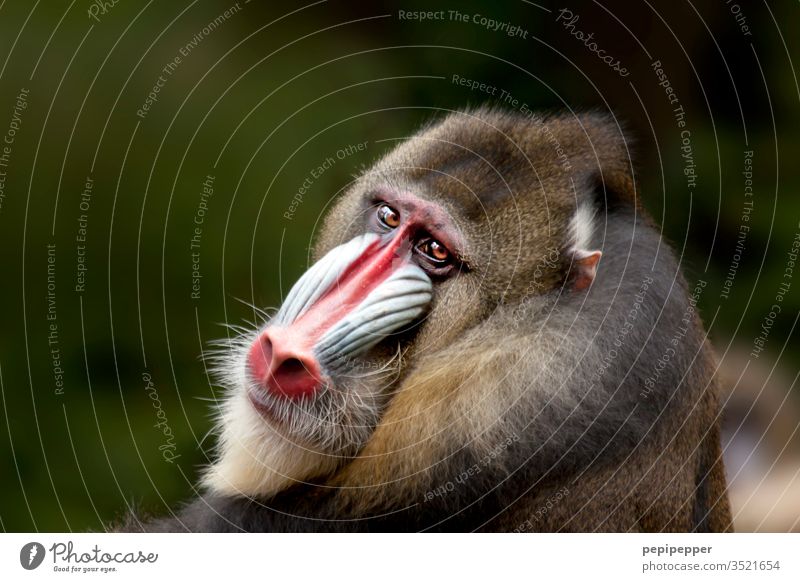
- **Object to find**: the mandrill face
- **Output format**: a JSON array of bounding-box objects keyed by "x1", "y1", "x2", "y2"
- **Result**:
[
  {"x1": 244, "y1": 213, "x2": 441, "y2": 451},
  {"x1": 204, "y1": 109, "x2": 581, "y2": 499},
  {"x1": 206, "y1": 185, "x2": 486, "y2": 498}
]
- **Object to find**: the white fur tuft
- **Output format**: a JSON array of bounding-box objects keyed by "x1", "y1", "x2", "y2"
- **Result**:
[
  {"x1": 202, "y1": 390, "x2": 338, "y2": 497},
  {"x1": 570, "y1": 203, "x2": 596, "y2": 251}
]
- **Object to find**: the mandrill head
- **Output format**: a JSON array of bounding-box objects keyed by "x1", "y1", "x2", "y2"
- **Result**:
[{"x1": 204, "y1": 107, "x2": 627, "y2": 499}]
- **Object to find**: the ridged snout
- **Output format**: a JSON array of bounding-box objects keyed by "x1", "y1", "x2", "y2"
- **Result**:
[{"x1": 247, "y1": 234, "x2": 433, "y2": 400}]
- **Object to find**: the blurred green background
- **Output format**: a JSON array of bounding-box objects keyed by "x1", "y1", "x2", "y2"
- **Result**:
[{"x1": 0, "y1": 0, "x2": 798, "y2": 531}]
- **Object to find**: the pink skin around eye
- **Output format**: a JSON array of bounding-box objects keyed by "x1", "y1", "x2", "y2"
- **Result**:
[{"x1": 373, "y1": 189, "x2": 464, "y2": 260}]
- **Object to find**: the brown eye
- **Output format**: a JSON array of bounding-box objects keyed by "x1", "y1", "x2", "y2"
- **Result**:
[
  {"x1": 417, "y1": 238, "x2": 450, "y2": 264},
  {"x1": 377, "y1": 204, "x2": 400, "y2": 228}
]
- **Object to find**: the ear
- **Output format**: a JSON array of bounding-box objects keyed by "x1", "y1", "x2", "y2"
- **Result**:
[
  {"x1": 568, "y1": 202, "x2": 602, "y2": 291},
  {"x1": 570, "y1": 249, "x2": 602, "y2": 291}
]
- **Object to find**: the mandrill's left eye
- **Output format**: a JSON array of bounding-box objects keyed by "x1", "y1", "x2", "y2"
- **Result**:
[
  {"x1": 416, "y1": 237, "x2": 451, "y2": 264},
  {"x1": 377, "y1": 204, "x2": 401, "y2": 228}
]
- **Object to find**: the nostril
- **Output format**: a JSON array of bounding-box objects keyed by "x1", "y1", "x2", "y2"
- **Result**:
[
  {"x1": 274, "y1": 357, "x2": 306, "y2": 379},
  {"x1": 247, "y1": 329, "x2": 322, "y2": 400},
  {"x1": 269, "y1": 355, "x2": 320, "y2": 399},
  {"x1": 247, "y1": 333, "x2": 274, "y2": 380},
  {"x1": 258, "y1": 336, "x2": 273, "y2": 360}
]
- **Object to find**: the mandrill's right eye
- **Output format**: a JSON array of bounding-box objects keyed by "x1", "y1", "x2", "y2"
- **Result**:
[{"x1": 377, "y1": 204, "x2": 401, "y2": 229}]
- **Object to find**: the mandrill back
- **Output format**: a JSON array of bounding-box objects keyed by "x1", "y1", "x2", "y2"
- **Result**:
[{"x1": 121, "y1": 108, "x2": 732, "y2": 532}]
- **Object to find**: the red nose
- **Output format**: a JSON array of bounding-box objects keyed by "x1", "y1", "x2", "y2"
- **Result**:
[
  {"x1": 248, "y1": 231, "x2": 412, "y2": 402},
  {"x1": 248, "y1": 328, "x2": 322, "y2": 399}
]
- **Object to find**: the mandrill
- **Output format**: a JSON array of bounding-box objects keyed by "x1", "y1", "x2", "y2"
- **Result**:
[{"x1": 123, "y1": 107, "x2": 732, "y2": 532}]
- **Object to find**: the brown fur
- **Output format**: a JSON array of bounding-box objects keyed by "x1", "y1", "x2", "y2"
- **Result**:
[{"x1": 129, "y1": 108, "x2": 732, "y2": 532}]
